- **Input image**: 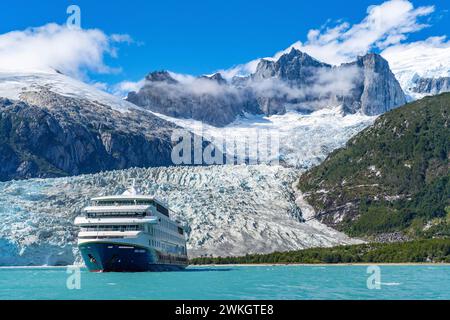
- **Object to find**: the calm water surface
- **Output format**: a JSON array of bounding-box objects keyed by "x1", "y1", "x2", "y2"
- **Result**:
[{"x1": 0, "y1": 265, "x2": 449, "y2": 300}]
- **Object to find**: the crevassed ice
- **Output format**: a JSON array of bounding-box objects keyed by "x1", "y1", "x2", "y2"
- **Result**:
[
  {"x1": 153, "y1": 107, "x2": 376, "y2": 169},
  {"x1": 0, "y1": 165, "x2": 361, "y2": 266},
  {"x1": 0, "y1": 71, "x2": 372, "y2": 266}
]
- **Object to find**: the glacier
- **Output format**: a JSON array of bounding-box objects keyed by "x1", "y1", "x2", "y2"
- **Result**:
[
  {"x1": 0, "y1": 70, "x2": 377, "y2": 173},
  {"x1": 152, "y1": 106, "x2": 376, "y2": 169},
  {"x1": 0, "y1": 69, "x2": 375, "y2": 266},
  {"x1": 0, "y1": 165, "x2": 362, "y2": 266}
]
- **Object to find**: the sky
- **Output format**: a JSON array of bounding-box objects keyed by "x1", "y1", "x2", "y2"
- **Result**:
[{"x1": 0, "y1": 0, "x2": 449, "y2": 95}]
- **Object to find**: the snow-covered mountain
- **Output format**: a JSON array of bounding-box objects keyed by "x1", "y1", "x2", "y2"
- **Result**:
[
  {"x1": 0, "y1": 71, "x2": 188, "y2": 181},
  {"x1": 389, "y1": 71, "x2": 450, "y2": 101},
  {"x1": 0, "y1": 165, "x2": 361, "y2": 266},
  {"x1": 382, "y1": 42, "x2": 450, "y2": 100},
  {"x1": 0, "y1": 47, "x2": 425, "y2": 266},
  {"x1": 153, "y1": 107, "x2": 376, "y2": 169},
  {"x1": 127, "y1": 49, "x2": 406, "y2": 127},
  {"x1": 0, "y1": 68, "x2": 377, "y2": 265},
  {"x1": 0, "y1": 71, "x2": 135, "y2": 111}
]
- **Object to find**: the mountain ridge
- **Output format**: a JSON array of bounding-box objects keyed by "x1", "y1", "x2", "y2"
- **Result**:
[
  {"x1": 298, "y1": 92, "x2": 450, "y2": 240},
  {"x1": 0, "y1": 71, "x2": 202, "y2": 181},
  {"x1": 126, "y1": 49, "x2": 406, "y2": 126}
]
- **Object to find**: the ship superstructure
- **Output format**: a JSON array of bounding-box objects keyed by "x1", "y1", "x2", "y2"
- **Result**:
[{"x1": 74, "y1": 186, "x2": 188, "y2": 272}]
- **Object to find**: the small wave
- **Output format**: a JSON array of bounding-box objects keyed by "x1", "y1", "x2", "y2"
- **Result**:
[
  {"x1": 0, "y1": 266, "x2": 67, "y2": 270},
  {"x1": 376, "y1": 281, "x2": 401, "y2": 286}
]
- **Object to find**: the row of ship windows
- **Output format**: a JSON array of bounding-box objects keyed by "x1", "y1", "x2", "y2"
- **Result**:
[
  {"x1": 159, "y1": 218, "x2": 183, "y2": 235},
  {"x1": 94, "y1": 200, "x2": 154, "y2": 207},
  {"x1": 150, "y1": 239, "x2": 186, "y2": 255},
  {"x1": 157, "y1": 253, "x2": 188, "y2": 264},
  {"x1": 80, "y1": 225, "x2": 184, "y2": 245},
  {"x1": 79, "y1": 236, "x2": 124, "y2": 239},
  {"x1": 80, "y1": 224, "x2": 184, "y2": 245},
  {"x1": 86, "y1": 210, "x2": 173, "y2": 220},
  {"x1": 81, "y1": 225, "x2": 142, "y2": 232},
  {"x1": 86, "y1": 212, "x2": 146, "y2": 218},
  {"x1": 92, "y1": 201, "x2": 170, "y2": 217},
  {"x1": 152, "y1": 227, "x2": 184, "y2": 245}
]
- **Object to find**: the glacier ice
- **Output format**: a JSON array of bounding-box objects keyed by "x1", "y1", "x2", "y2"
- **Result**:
[
  {"x1": 383, "y1": 46, "x2": 450, "y2": 101},
  {"x1": 0, "y1": 70, "x2": 373, "y2": 266},
  {"x1": 153, "y1": 106, "x2": 376, "y2": 169},
  {"x1": 0, "y1": 165, "x2": 362, "y2": 266}
]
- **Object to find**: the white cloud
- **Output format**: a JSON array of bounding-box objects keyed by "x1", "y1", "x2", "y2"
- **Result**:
[
  {"x1": 382, "y1": 36, "x2": 450, "y2": 78},
  {"x1": 380, "y1": 36, "x2": 450, "y2": 99},
  {"x1": 111, "y1": 79, "x2": 147, "y2": 97},
  {"x1": 0, "y1": 23, "x2": 131, "y2": 79},
  {"x1": 111, "y1": 71, "x2": 241, "y2": 98},
  {"x1": 90, "y1": 81, "x2": 109, "y2": 91},
  {"x1": 111, "y1": 0, "x2": 446, "y2": 100},
  {"x1": 110, "y1": 34, "x2": 134, "y2": 44},
  {"x1": 218, "y1": 59, "x2": 262, "y2": 79},
  {"x1": 248, "y1": 65, "x2": 361, "y2": 107},
  {"x1": 165, "y1": 72, "x2": 241, "y2": 97},
  {"x1": 294, "y1": 0, "x2": 434, "y2": 65},
  {"x1": 219, "y1": 0, "x2": 436, "y2": 78}
]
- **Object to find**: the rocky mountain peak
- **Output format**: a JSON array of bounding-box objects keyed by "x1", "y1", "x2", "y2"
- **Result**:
[
  {"x1": 126, "y1": 49, "x2": 407, "y2": 126},
  {"x1": 200, "y1": 73, "x2": 227, "y2": 85},
  {"x1": 357, "y1": 53, "x2": 391, "y2": 72},
  {"x1": 355, "y1": 53, "x2": 407, "y2": 115},
  {"x1": 253, "y1": 59, "x2": 276, "y2": 80},
  {"x1": 253, "y1": 48, "x2": 331, "y2": 82},
  {"x1": 145, "y1": 70, "x2": 177, "y2": 84},
  {"x1": 278, "y1": 48, "x2": 330, "y2": 68}
]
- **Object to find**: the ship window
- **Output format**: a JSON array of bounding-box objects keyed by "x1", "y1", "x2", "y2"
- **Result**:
[
  {"x1": 156, "y1": 204, "x2": 169, "y2": 217},
  {"x1": 87, "y1": 212, "x2": 146, "y2": 218},
  {"x1": 95, "y1": 200, "x2": 154, "y2": 206}
]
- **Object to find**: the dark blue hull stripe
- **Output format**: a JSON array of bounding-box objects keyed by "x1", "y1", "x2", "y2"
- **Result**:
[{"x1": 79, "y1": 243, "x2": 188, "y2": 272}]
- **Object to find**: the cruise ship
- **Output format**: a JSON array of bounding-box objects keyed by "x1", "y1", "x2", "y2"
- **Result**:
[{"x1": 74, "y1": 185, "x2": 188, "y2": 272}]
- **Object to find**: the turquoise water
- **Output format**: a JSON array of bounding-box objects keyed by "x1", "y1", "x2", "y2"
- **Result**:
[{"x1": 0, "y1": 265, "x2": 449, "y2": 300}]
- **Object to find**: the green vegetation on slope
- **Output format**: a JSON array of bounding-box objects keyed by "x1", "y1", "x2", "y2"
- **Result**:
[
  {"x1": 298, "y1": 93, "x2": 450, "y2": 238},
  {"x1": 190, "y1": 239, "x2": 450, "y2": 264}
]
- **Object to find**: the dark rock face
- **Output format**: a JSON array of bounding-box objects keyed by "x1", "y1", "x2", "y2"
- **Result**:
[
  {"x1": 127, "y1": 49, "x2": 407, "y2": 126},
  {"x1": 200, "y1": 73, "x2": 227, "y2": 85},
  {"x1": 145, "y1": 70, "x2": 178, "y2": 83},
  {"x1": 251, "y1": 51, "x2": 406, "y2": 116},
  {"x1": 0, "y1": 92, "x2": 180, "y2": 181},
  {"x1": 126, "y1": 71, "x2": 262, "y2": 127},
  {"x1": 252, "y1": 48, "x2": 331, "y2": 83},
  {"x1": 412, "y1": 76, "x2": 450, "y2": 95},
  {"x1": 341, "y1": 54, "x2": 407, "y2": 115}
]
